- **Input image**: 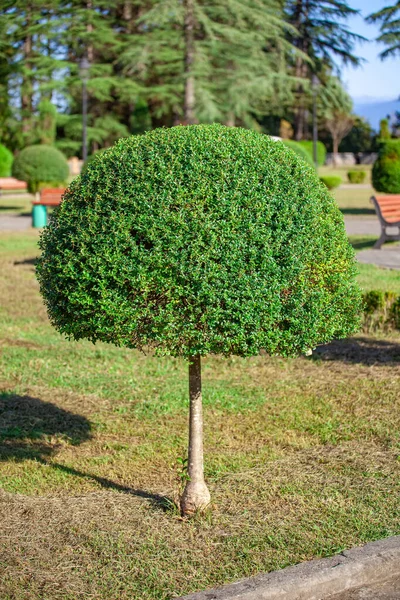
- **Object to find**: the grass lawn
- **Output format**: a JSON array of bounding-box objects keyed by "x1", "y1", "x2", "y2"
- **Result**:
[
  {"x1": 319, "y1": 164, "x2": 372, "y2": 185},
  {"x1": 1, "y1": 232, "x2": 400, "y2": 599},
  {"x1": 0, "y1": 192, "x2": 33, "y2": 215}
]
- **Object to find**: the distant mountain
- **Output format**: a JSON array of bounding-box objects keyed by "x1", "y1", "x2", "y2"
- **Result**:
[{"x1": 353, "y1": 97, "x2": 400, "y2": 131}]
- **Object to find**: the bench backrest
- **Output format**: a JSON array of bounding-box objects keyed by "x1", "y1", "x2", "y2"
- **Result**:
[
  {"x1": 0, "y1": 177, "x2": 27, "y2": 189},
  {"x1": 372, "y1": 195, "x2": 400, "y2": 224},
  {"x1": 39, "y1": 188, "x2": 66, "y2": 205}
]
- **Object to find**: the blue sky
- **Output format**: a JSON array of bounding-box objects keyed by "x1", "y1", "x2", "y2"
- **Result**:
[{"x1": 341, "y1": 0, "x2": 399, "y2": 102}]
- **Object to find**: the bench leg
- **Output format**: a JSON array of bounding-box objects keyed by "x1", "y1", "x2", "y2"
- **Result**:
[
  {"x1": 373, "y1": 231, "x2": 388, "y2": 249},
  {"x1": 32, "y1": 204, "x2": 48, "y2": 228}
]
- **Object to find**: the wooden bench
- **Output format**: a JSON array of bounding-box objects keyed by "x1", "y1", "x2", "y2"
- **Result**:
[
  {"x1": 371, "y1": 195, "x2": 400, "y2": 249},
  {"x1": 32, "y1": 188, "x2": 66, "y2": 227},
  {"x1": 0, "y1": 177, "x2": 27, "y2": 195}
]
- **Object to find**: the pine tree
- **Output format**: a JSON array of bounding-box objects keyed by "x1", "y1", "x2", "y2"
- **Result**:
[
  {"x1": 120, "y1": 0, "x2": 297, "y2": 127},
  {"x1": 285, "y1": 0, "x2": 364, "y2": 140},
  {"x1": 367, "y1": 2, "x2": 400, "y2": 60}
]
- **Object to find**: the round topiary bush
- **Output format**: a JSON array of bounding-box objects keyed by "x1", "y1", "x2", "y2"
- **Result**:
[
  {"x1": 347, "y1": 170, "x2": 366, "y2": 184},
  {"x1": 282, "y1": 140, "x2": 314, "y2": 167},
  {"x1": 298, "y1": 140, "x2": 327, "y2": 166},
  {"x1": 12, "y1": 145, "x2": 69, "y2": 194},
  {"x1": 37, "y1": 124, "x2": 362, "y2": 514},
  {"x1": 372, "y1": 140, "x2": 400, "y2": 193},
  {"x1": 0, "y1": 143, "x2": 13, "y2": 177},
  {"x1": 320, "y1": 175, "x2": 342, "y2": 190},
  {"x1": 80, "y1": 148, "x2": 108, "y2": 175}
]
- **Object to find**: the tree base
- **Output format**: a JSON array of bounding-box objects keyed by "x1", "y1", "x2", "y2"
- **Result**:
[{"x1": 180, "y1": 480, "x2": 211, "y2": 516}]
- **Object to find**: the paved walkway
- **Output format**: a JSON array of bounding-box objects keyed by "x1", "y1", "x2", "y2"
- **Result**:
[
  {"x1": 1, "y1": 214, "x2": 400, "y2": 270},
  {"x1": 0, "y1": 215, "x2": 31, "y2": 231}
]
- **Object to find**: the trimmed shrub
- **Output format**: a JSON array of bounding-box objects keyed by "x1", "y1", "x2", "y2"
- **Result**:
[
  {"x1": 347, "y1": 170, "x2": 366, "y2": 184},
  {"x1": 12, "y1": 145, "x2": 69, "y2": 194},
  {"x1": 320, "y1": 175, "x2": 342, "y2": 190},
  {"x1": 37, "y1": 124, "x2": 362, "y2": 513},
  {"x1": 81, "y1": 148, "x2": 109, "y2": 174},
  {"x1": 363, "y1": 290, "x2": 399, "y2": 331},
  {"x1": 372, "y1": 140, "x2": 400, "y2": 193},
  {"x1": 282, "y1": 140, "x2": 314, "y2": 167},
  {"x1": 38, "y1": 124, "x2": 361, "y2": 358},
  {"x1": 0, "y1": 143, "x2": 13, "y2": 177},
  {"x1": 298, "y1": 140, "x2": 327, "y2": 166}
]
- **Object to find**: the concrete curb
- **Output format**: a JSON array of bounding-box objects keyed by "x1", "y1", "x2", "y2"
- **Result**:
[{"x1": 177, "y1": 536, "x2": 400, "y2": 600}]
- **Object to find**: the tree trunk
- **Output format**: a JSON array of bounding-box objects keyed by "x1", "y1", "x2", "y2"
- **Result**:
[
  {"x1": 225, "y1": 112, "x2": 235, "y2": 127},
  {"x1": 332, "y1": 135, "x2": 339, "y2": 166},
  {"x1": 183, "y1": 0, "x2": 195, "y2": 124},
  {"x1": 180, "y1": 355, "x2": 210, "y2": 516},
  {"x1": 21, "y1": 4, "x2": 33, "y2": 141}
]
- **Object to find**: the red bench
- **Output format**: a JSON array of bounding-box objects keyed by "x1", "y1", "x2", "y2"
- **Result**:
[
  {"x1": 371, "y1": 195, "x2": 400, "y2": 249},
  {"x1": 0, "y1": 177, "x2": 27, "y2": 195},
  {"x1": 32, "y1": 188, "x2": 66, "y2": 227}
]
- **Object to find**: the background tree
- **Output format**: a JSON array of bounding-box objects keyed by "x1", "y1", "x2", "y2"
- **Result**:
[
  {"x1": 319, "y1": 76, "x2": 353, "y2": 163},
  {"x1": 338, "y1": 117, "x2": 377, "y2": 154},
  {"x1": 36, "y1": 124, "x2": 362, "y2": 515},
  {"x1": 367, "y1": 2, "x2": 400, "y2": 59},
  {"x1": 379, "y1": 117, "x2": 392, "y2": 140},
  {"x1": 285, "y1": 0, "x2": 364, "y2": 140}
]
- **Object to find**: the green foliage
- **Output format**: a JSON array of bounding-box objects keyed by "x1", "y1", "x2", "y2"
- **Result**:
[
  {"x1": 282, "y1": 140, "x2": 314, "y2": 166},
  {"x1": 298, "y1": 141, "x2": 327, "y2": 166},
  {"x1": 372, "y1": 140, "x2": 400, "y2": 194},
  {"x1": 12, "y1": 145, "x2": 69, "y2": 194},
  {"x1": 363, "y1": 290, "x2": 399, "y2": 331},
  {"x1": 81, "y1": 148, "x2": 108, "y2": 174},
  {"x1": 338, "y1": 117, "x2": 376, "y2": 153},
  {"x1": 36, "y1": 100, "x2": 57, "y2": 145},
  {"x1": 0, "y1": 143, "x2": 13, "y2": 177},
  {"x1": 379, "y1": 118, "x2": 391, "y2": 140},
  {"x1": 367, "y1": 3, "x2": 400, "y2": 60},
  {"x1": 319, "y1": 175, "x2": 342, "y2": 190},
  {"x1": 347, "y1": 170, "x2": 366, "y2": 184},
  {"x1": 37, "y1": 125, "x2": 361, "y2": 359}
]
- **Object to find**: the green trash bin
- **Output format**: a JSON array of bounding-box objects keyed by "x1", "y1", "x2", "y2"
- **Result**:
[{"x1": 32, "y1": 204, "x2": 47, "y2": 228}]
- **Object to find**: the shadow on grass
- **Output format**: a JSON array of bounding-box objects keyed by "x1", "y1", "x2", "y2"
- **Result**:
[
  {"x1": 312, "y1": 337, "x2": 400, "y2": 366},
  {"x1": 340, "y1": 208, "x2": 375, "y2": 216},
  {"x1": 14, "y1": 257, "x2": 38, "y2": 266},
  {"x1": 0, "y1": 393, "x2": 172, "y2": 510},
  {"x1": 349, "y1": 238, "x2": 377, "y2": 251}
]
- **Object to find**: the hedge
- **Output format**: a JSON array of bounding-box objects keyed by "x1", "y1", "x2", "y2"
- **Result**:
[
  {"x1": 282, "y1": 140, "x2": 314, "y2": 167},
  {"x1": 363, "y1": 290, "x2": 400, "y2": 331},
  {"x1": 298, "y1": 140, "x2": 327, "y2": 166},
  {"x1": 320, "y1": 175, "x2": 342, "y2": 190},
  {"x1": 0, "y1": 143, "x2": 13, "y2": 177},
  {"x1": 372, "y1": 140, "x2": 400, "y2": 194},
  {"x1": 347, "y1": 170, "x2": 366, "y2": 184}
]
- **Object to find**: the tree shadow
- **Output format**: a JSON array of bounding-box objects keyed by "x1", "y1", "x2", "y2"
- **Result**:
[
  {"x1": 0, "y1": 393, "x2": 172, "y2": 510},
  {"x1": 312, "y1": 337, "x2": 400, "y2": 366},
  {"x1": 349, "y1": 238, "x2": 377, "y2": 251},
  {"x1": 14, "y1": 257, "x2": 38, "y2": 267},
  {"x1": 340, "y1": 208, "x2": 375, "y2": 216}
]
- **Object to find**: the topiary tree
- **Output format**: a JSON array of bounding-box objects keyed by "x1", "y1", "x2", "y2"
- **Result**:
[
  {"x1": 36, "y1": 124, "x2": 362, "y2": 515},
  {"x1": 0, "y1": 143, "x2": 13, "y2": 177},
  {"x1": 372, "y1": 140, "x2": 400, "y2": 193},
  {"x1": 12, "y1": 145, "x2": 69, "y2": 195}
]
